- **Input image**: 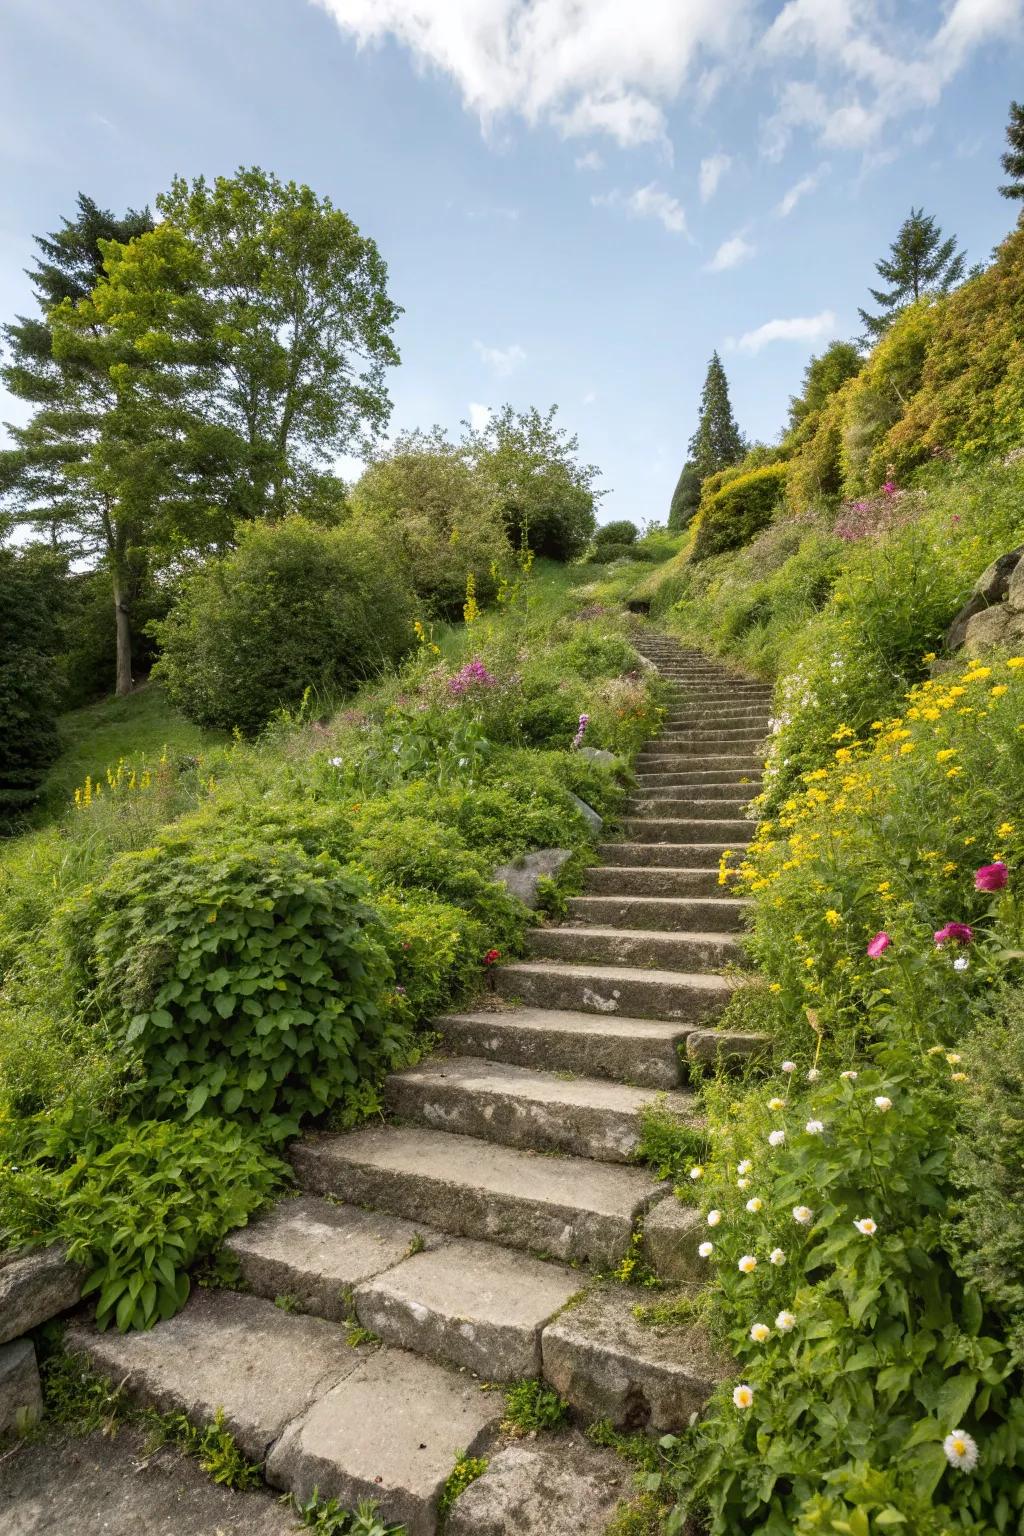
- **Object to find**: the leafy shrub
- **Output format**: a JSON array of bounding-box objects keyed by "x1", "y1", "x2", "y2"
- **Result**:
[
  {"x1": 502, "y1": 1378, "x2": 569, "y2": 1435},
  {"x1": 154, "y1": 517, "x2": 415, "y2": 734},
  {"x1": 0, "y1": 1114, "x2": 284, "y2": 1331},
  {"x1": 66, "y1": 811, "x2": 407, "y2": 1138},
  {"x1": 840, "y1": 300, "x2": 937, "y2": 496},
  {"x1": 783, "y1": 385, "x2": 850, "y2": 513},
  {"x1": 950, "y1": 986, "x2": 1024, "y2": 1362},
  {"x1": 594, "y1": 520, "x2": 639, "y2": 549},
  {"x1": 669, "y1": 1050, "x2": 1024, "y2": 1533},
  {"x1": 467, "y1": 404, "x2": 599, "y2": 561},
  {"x1": 668, "y1": 461, "x2": 701, "y2": 530},
  {"x1": 349, "y1": 431, "x2": 511, "y2": 617},
  {"x1": 0, "y1": 545, "x2": 65, "y2": 825},
  {"x1": 692, "y1": 464, "x2": 788, "y2": 561},
  {"x1": 584, "y1": 541, "x2": 641, "y2": 564}
]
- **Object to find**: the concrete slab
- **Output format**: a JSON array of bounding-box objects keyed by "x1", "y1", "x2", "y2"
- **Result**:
[
  {"x1": 266, "y1": 1347, "x2": 501, "y2": 1536},
  {"x1": 445, "y1": 1431, "x2": 627, "y2": 1535}
]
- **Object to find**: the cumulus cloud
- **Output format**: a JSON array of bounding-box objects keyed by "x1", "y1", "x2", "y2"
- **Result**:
[
  {"x1": 593, "y1": 182, "x2": 688, "y2": 234},
  {"x1": 574, "y1": 149, "x2": 604, "y2": 171},
  {"x1": 468, "y1": 402, "x2": 492, "y2": 431},
  {"x1": 698, "y1": 151, "x2": 731, "y2": 202},
  {"x1": 473, "y1": 340, "x2": 527, "y2": 375},
  {"x1": 732, "y1": 309, "x2": 837, "y2": 353},
  {"x1": 312, "y1": 0, "x2": 754, "y2": 147},
  {"x1": 705, "y1": 233, "x2": 755, "y2": 271},
  {"x1": 775, "y1": 164, "x2": 827, "y2": 217}
]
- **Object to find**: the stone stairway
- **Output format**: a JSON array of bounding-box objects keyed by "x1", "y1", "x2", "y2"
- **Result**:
[{"x1": 68, "y1": 636, "x2": 770, "y2": 1536}]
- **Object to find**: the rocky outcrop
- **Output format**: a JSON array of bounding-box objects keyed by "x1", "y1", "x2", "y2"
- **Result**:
[{"x1": 945, "y1": 545, "x2": 1024, "y2": 654}]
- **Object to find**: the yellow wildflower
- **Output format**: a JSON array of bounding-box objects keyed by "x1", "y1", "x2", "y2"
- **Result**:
[{"x1": 997, "y1": 822, "x2": 1015, "y2": 839}]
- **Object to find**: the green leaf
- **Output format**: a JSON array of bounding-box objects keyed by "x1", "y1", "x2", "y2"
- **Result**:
[{"x1": 185, "y1": 1083, "x2": 210, "y2": 1119}]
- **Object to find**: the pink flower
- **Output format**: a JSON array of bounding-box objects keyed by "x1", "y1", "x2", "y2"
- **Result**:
[
  {"x1": 866, "y1": 931, "x2": 891, "y2": 958},
  {"x1": 975, "y1": 861, "x2": 1008, "y2": 892},
  {"x1": 934, "y1": 922, "x2": 974, "y2": 947},
  {"x1": 882, "y1": 480, "x2": 897, "y2": 497}
]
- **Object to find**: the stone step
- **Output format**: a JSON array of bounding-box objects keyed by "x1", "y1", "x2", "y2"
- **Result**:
[
  {"x1": 385, "y1": 1055, "x2": 699, "y2": 1163},
  {"x1": 655, "y1": 730, "x2": 767, "y2": 746},
  {"x1": 595, "y1": 841, "x2": 747, "y2": 868},
  {"x1": 445, "y1": 1430, "x2": 629, "y2": 1536},
  {"x1": 619, "y1": 816, "x2": 753, "y2": 844},
  {"x1": 638, "y1": 746, "x2": 766, "y2": 765},
  {"x1": 634, "y1": 782, "x2": 756, "y2": 800},
  {"x1": 353, "y1": 1237, "x2": 581, "y2": 1380},
  {"x1": 292, "y1": 1124, "x2": 664, "y2": 1268},
  {"x1": 634, "y1": 767, "x2": 761, "y2": 786},
  {"x1": 664, "y1": 714, "x2": 770, "y2": 728},
  {"x1": 69, "y1": 1289, "x2": 502, "y2": 1536},
  {"x1": 526, "y1": 924, "x2": 742, "y2": 973},
  {"x1": 494, "y1": 958, "x2": 737, "y2": 1021},
  {"x1": 541, "y1": 1286, "x2": 728, "y2": 1433},
  {"x1": 567, "y1": 893, "x2": 751, "y2": 932},
  {"x1": 627, "y1": 796, "x2": 750, "y2": 818},
  {"x1": 583, "y1": 865, "x2": 725, "y2": 896},
  {"x1": 435, "y1": 1006, "x2": 687, "y2": 1088}
]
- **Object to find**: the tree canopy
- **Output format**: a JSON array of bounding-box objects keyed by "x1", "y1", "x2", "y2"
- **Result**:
[
  {"x1": 787, "y1": 341, "x2": 863, "y2": 432},
  {"x1": 858, "y1": 207, "x2": 966, "y2": 341},
  {"x1": 687, "y1": 353, "x2": 744, "y2": 482},
  {"x1": 1001, "y1": 99, "x2": 1024, "y2": 204}
]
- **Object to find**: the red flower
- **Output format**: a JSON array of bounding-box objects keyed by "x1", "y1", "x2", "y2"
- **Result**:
[
  {"x1": 934, "y1": 922, "x2": 973, "y2": 947},
  {"x1": 975, "y1": 861, "x2": 1009, "y2": 892},
  {"x1": 483, "y1": 948, "x2": 501, "y2": 966},
  {"x1": 866, "y1": 931, "x2": 891, "y2": 958}
]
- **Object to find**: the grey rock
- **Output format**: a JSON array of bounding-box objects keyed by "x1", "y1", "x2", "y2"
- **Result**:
[
  {"x1": 685, "y1": 1027, "x2": 769, "y2": 1067},
  {"x1": 0, "y1": 1338, "x2": 42, "y2": 1435},
  {"x1": 570, "y1": 793, "x2": 604, "y2": 833},
  {"x1": 67, "y1": 1289, "x2": 360, "y2": 1462},
  {"x1": 353, "y1": 1237, "x2": 579, "y2": 1379},
  {"x1": 961, "y1": 603, "x2": 1024, "y2": 658},
  {"x1": 445, "y1": 1431, "x2": 628, "y2": 1535},
  {"x1": 224, "y1": 1196, "x2": 440, "y2": 1320},
  {"x1": 945, "y1": 545, "x2": 1024, "y2": 650},
  {"x1": 577, "y1": 746, "x2": 618, "y2": 766},
  {"x1": 642, "y1": 1199, "x2": 705, "y2": 1284},
  {"x1": 490, "y1": 848, "x2": 573, "y2": 909},
  {"x1": 0, "y1": 1245, "x2": 83, "y2": 1345},
  {"x1": 541, "y1": 1286, "x2": 728, "y2": 1432},
  {"x1": 1007, "y1": 553, "x2": 1024, "y2": 613},
  {"x1": 265, "y1": 1347, "x2": 501, "y2": 1536}
]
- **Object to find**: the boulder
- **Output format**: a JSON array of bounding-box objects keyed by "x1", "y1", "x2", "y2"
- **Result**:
[
  {"x1": 945, "y1": 545, "x2": 1024, "y2": 651},
  {"x1": 0, "y1": 1244, "x2": 83, "y2": 1345},
  {"x1": 569, "y1": 793, "x2": 604, "y2": 834},
  {"x1": 961, "y1": 604, "x2": 1024, "y2": 659},
  {"x1": 0, "y1": 1337, "x2": 43, "y2": 1434},
  {"x1": 576, "y1": 746, "x2": 618, "y2": 767},
  {"x1": 491, "y1": 848, "x2": 573, "y2": 909}
]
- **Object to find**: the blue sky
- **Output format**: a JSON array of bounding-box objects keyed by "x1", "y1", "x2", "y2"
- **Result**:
[{"x1": 1, "y1": 0, "x2": 1022, "y2": 524}]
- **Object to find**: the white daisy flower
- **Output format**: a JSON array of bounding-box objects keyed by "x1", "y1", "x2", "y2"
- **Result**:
[
  {"x1": 698, "y1": 1241, "x2": 714, "y2": 1259},
  {"x1": 768, "y1": 1097, "x2": 786, "y2": 1111},
  {"x1": 793, "y1": 1205, "x2": 814, "y2": 1225},
  {"x1": 806, "y1": 1068, "x2": 821, "y2": 1081},
  {"x1": 732, "y1": 1384, "x2": 754, "y2": 1409},
  {"x1": 840, "y1": 1069, "x2": 858, "y2": 1080},
  {"x1": 775, "y1": 1310, "x2": 796, "y2": 1332},
  {"x1": 737, "y1": 1176, "x2": 751, "y2": 1191},
  {"x1": 781, "y1": 1061, "x2": 797, "y2": 1074},
  {"x1": 953, "y1": 956, "x2": 969, "y2": 972},
  {"x1": 805, "y1": 1119, "x2": 824, "y2": 1135},
  {"x1": 707, "y1": 1209, "x2": 723, "y2": 1227},
  {"x1": 689, "y1": 1165, "x2": 704, "y2": 1180},
  {"x1": 737, "y1": 1159, "x2": 753, "y2": 1176},
  {"x1": 874, "y1": 1096, "x2": 892, "y2": 1112},
  {"x1": 745, "y1": 1197, "x2": 763, "y2": 1213},
  {"x1": 769, "y1": 1248, "x2": 786, "y2": 1266},
  {"x1": 942, "y1": 1430, "x2": 978, "y2": 1471},
  {"x1": 854, "y1": 1216, "x2": 878, "y2": 1236},
  {"x1": 768, "y1": 1129, "x2": 786, "y2": 1147},
  {"x1": 749, "y1": 1322, "x2": 771, "y2": 1343},
  {"x1": 738, "y1": 1254, "x2": 757, "y2": 1274}
]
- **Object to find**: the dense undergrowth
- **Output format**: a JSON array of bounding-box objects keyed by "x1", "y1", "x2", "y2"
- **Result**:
[{"x1": 0, "y1": 555, "x2": 665, "y2": 1332}]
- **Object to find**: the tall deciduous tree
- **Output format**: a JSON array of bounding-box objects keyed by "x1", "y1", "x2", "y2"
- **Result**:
[
  {"x1": 1000, "y1": 100, "x2": 1024, "y2": 204},
  {"x1": 464, "y1": 404, "x2": 600, "y2": 561},
  {"x1": 687, "y1": 352, "x2": 744, "y2": 482},
  {"x1": 858, "y1": 208, "x2": 966, "y2": 341}
]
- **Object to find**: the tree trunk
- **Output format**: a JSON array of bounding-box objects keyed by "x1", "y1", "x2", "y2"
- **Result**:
[{"x1": 113, "y1": 573, "x2": 133, "y2": 697}]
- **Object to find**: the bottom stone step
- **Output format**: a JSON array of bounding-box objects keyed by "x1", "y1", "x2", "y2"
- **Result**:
[{"x1": 446, "y1": 1430, "x2": 629, "y2": 1535}]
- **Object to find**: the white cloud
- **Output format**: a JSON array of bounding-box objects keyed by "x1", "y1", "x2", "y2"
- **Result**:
[
  {"x1": 593, "y1": 182, "x2": 687, "y2": 235},
  {"x1": 732, "y1": 309, "x2": 837, "y2": 354},
  {"x1": 574, "y1": 150, "x2": 604, "y2": 171},
  {"x1": 468, "y1": 402, "x2": 492, "y2": 432},
  {"x1": 698, "y1": 151, "x2": 731, "y2": 203},
  {"x1": 705, "y1": 233, "x2": 755, "y2": 272},
  {"x1": 474, "y1": 340, "x2": 527, "y2": 375},
  {"x1": 313, "y1": 0, "x2": 755, "y2": 147},
  {"x1": 775, "y1": 164, "x2": 827, "y2": 217}
]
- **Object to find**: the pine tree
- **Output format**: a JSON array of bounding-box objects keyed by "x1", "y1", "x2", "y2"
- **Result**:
[
  {"x1": 1000, "y1": 100, "x2": 1024, "y2": 204},
  {"x1": 858, "y1": 208, "x2": 966, "y2": 341},
  {"x1": 687, "y1": 352, "x2": 744, "y2": 482},
  {"x1": 667, "y1": 461, "x2": 701, "y2": 529},
  {"x1": 0, "y1": 194, "x2": 153, "y2": 693}
]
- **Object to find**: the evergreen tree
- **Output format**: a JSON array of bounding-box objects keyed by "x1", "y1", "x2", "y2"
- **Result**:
[
  {"x1": 858, "y1": 208, "x2": 966, "y2": 341},
  {"x1": 687, "y1": 352, "x2": 744, "y2": 482},
  {"x1": 0, "y1": 194, "x2": 154, "y2": 693},
  {"x1": 1000, "y1": 100, "x2": 1024, "y2": 204},
  {"x1": 667, "y1": 461, "x2": 701, "y2": 530},
  {"x1": 0, "y1": 543, "x2": 67, "y2": 826}
]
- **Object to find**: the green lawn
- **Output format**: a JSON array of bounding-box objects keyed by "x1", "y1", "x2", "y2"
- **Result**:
[{"x1": 39, "y1": 683, "x2": 226, "y2": 819}]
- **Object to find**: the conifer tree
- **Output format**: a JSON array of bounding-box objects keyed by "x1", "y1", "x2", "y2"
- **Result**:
[
  {"x1": 1000, "y1": 100, "x2": 1024, "y2": 204},
  {"x1": 858, "y1": 208, "x2": 965, "y2": 341},
  {"x1": 686, "y1": 352, "x2": 744, "y2": 482}
]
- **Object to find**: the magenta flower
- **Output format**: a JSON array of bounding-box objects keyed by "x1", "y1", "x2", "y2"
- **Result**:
[
  {"x1": 934, "y1": 922, "x2": 974, "y2": 947},
  {"x1": 448, "y1": 658, "x2": 497, "y2": 696},
  {"x1": 571, "y1": 712, "x2": 590, "y2": 750},
  {"x1": 866, "y1": 932, "x2": 891, "y2": 958},
  {"x1": 975, "y1": 861, "x2": 1009, "y2": 892}
]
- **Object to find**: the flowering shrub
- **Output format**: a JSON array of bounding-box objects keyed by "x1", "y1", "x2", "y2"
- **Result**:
[{"x1": 667, "y1": 1050, "x2": 1024, "y2": 1533}]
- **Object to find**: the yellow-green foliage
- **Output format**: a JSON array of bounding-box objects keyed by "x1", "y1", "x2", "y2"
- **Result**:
[
  {"x1": 841, "y1": 300, "x2": 938, "y2": 495},
  {"x1": 692, "y1": 463, "x2": 788, "y2": 561},
  {"x1": 784, "y1": 384, "x2": 852, "y2": 514}
]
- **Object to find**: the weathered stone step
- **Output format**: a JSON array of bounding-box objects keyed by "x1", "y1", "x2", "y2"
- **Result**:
[
  {"x1": 596, "y1": 840, "x2": 748, "y2": 868},
  {"x1": 353, "y1": 1237, "x2": 580, "y2": 1380},
  {"x1": 435, "y1": 1006, "x2": 687, "y2": 1088},
  {"x1": 69, "y1": 1290, "x2": 501, "y2": 1536},
  {"x1": 655, "y1": 730, "x2": 767, "y2": 746},
  {"x1": 526, "y1": 924, "x2": 742, "y2": 973},
  {"x1": 664, "y1": 714, "x2": 770, "y2": 729},
  {"x1": 541, "y1": 1287, "x2": 728, "y2": 1432},
  {"x1": 627, "y1": 796, "x2": 750, "y2": 819},
  {"x1": 584, "y1": 864, "x2": 725, "y2": 896},
  {"x1": 634, "y1": 781, "x2": 755, "y2": 800},
  {"x1": 567, "y1": 893, "x2": 751, "y2": 932},
  {"x1": 225, "y1": 1195, "x2": 440, "y2": 1320},
  {"x1": 292, "y1": 1124, "x2": 663, "y2": 1267},
  {"x1": 619, "y1": 816, "x2": 753, "y2": 844},
  {"x1": 446, "y1": 1430, "x2": 628, "y2": 1535},
  {"x1": 495, "y1": 958, "x2": 737, "y2": 1021},
  {"x1": 638, "y1": 746, "x2": 765, "y2": 765},
  {"x1": 385, "y1": 1055, "x2": 698, "y2": 1163},
  {"x1": 634, "y1": 766, "x2": 761, "y2": 786}
]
